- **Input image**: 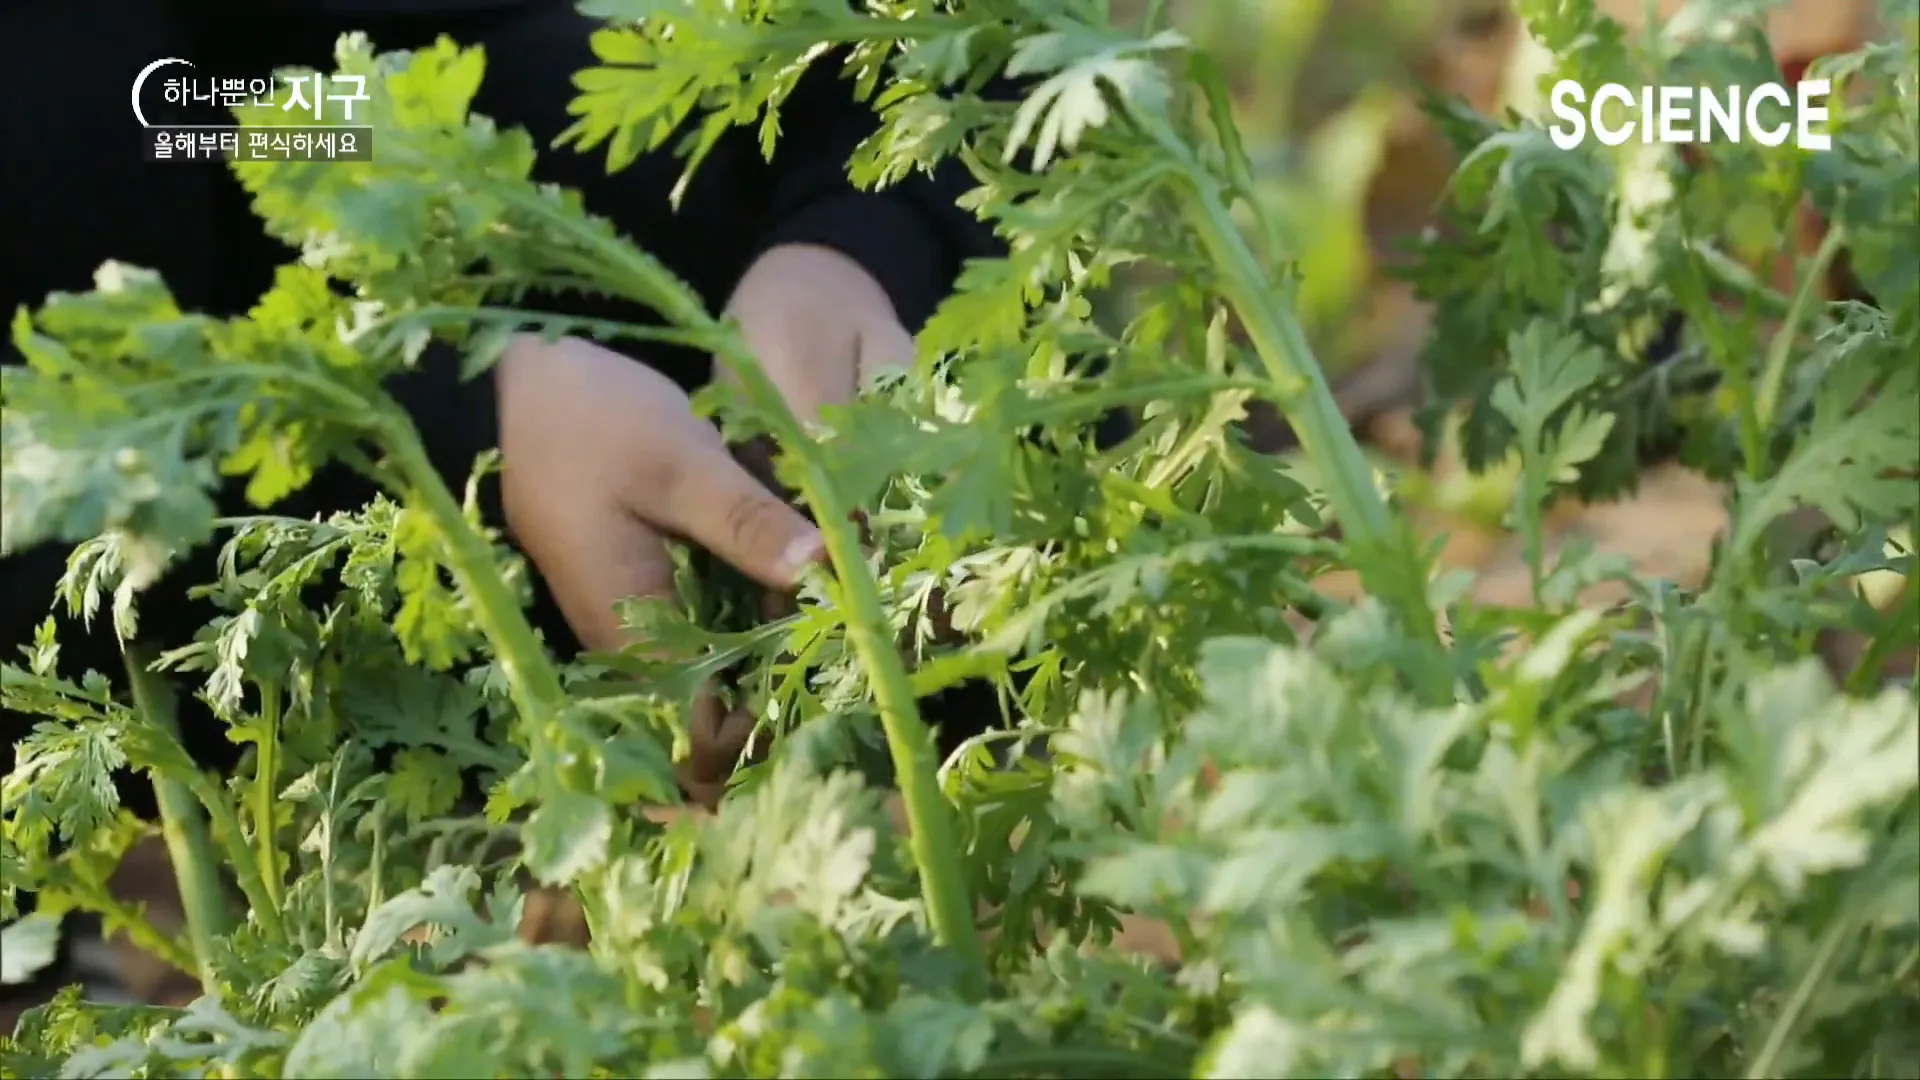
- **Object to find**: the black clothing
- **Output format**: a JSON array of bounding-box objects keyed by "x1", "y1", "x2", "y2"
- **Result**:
[{"x1": 2, "y1": 0, "x2": 1008, "y2": 798}]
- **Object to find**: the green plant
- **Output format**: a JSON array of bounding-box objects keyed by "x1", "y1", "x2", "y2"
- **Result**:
[{"x1": 3, "y1": 1, "x2": 1915, "y2": 1077}]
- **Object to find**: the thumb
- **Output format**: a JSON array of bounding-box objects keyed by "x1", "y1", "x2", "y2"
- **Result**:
[
  {"x1": 853, "y1": 317, "x2": 915, "y2": 388},
  {"x1": 639, "y1": 437, "x2": 827, "y2": 592}
]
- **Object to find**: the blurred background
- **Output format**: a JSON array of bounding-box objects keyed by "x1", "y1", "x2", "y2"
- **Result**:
[
  {"x1": 1142, "y1": 0, "x2": 1875, "y2": 386},
  {"x1": 1118, "y1": 0, "x2": 1884, "y2": 608}
]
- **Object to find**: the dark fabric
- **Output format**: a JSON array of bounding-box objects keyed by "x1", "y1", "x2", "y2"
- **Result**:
[
  {"x1": 0, "y1": 1, "x2": 218, "y2": 319},
  {"x1": 760, "y1": 193, "x2": 954, "y2": 330}
]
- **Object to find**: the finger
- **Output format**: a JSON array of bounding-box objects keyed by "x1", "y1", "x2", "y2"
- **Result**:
[
  {"x1": 684, "y1": 702, "x2": 757, "y2": 782},
  {"x1": 523, "y1": 500, "x2": 680, "y2": 655},
  {"x1": 518, "y1": 497, "x2": 753, "y2": 804},
  {"x1": 853, "y1": 318, "x2": 915, "y2": 390},
  {"x1": 720, "y1": 320, "x2": 858, "y2": 430},
  {"x1": 635, "y1": 435, "x2": 826, "y2": 592}
]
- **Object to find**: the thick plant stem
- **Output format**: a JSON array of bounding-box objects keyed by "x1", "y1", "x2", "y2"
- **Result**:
[
  {"x1": 188, "y1": 771, "x2": 286, "y2": 944},
  {"x1": 724, "y1": 349, "x2": 990, "y2": 1000},
  {"x1": 1176, "y1": 175, "x2": 1444, "y2": 660},
  {"x1": 123, "y1": 644, "x2": 231, "y2": 996},
  {"x1": 1177, "y1": 185, "x2": 1392, "y2": 546},
  {"x1": 253, "y1": 684, "x2": 283, "y2": 910},
  {"x1": 382, "y1": 422, "x2": 570, "y2": 739},
  {"x1": 697, "y1": 321, "x2": 989, "y2": 995}
]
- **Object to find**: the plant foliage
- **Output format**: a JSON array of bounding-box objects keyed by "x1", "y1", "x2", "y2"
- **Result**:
[{"x1": 2, "y1": 1, "x2": 1916, "y2": 1077}]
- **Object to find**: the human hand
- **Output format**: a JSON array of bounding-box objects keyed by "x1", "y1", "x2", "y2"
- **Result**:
[
  {"x1": 493, "y1": 333, "x2": 827, "y2": 804},
  {"x1": 494, "y1": 245, "x2": 914, "y2": 809}
]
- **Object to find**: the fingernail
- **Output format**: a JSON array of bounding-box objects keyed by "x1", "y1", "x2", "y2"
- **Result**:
[{"x1": 778, "y1": 531, "x2": 826, "y2": 583}]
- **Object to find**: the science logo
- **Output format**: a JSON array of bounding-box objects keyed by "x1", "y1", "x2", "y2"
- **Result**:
[{"x1": 1547, "y1": 78, "x2": 1832, "y2": 151}]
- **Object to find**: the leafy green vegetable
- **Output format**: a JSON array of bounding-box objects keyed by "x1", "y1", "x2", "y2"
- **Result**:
[{"x1": 3, "y1": 2, "x2": 1915, "y2": 1078}]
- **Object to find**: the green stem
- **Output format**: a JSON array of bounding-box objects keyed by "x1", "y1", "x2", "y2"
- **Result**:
[
  {"x1": 1753, "y1": 223, "x2": 1846, "y2": 449},
  {"x1": 1171, "y1": 152, "x2": 1443, "y2": 674},
  {"x1": 367, "y1": 810, "x2": 388, "y2": 916},
  {"x1": 801, "y1": 459, "x2": 986, "y2": 991},
  {"x1": 1745, "y1": 903, "x2": 1860, "y2": 1079},
  {"x1": 1684, "y1": 628, "x2": 1716, "y2": 775},
  {"x1": 1845, "y1": 605, "x2": 1914, "y2": 695},
  {"x1": 1515, "y1": 444, "x2": 1550, "y2": 603},
  {"x1": 1139, "y1": 0, "x2": 1168, "y2": 34},
  {"x1": 122, "y1": 644, "x2": 231, "y2": 996},
  {"x1": 1687, "y1": 240, "x2": 1792, "y2": 317},
  {"x1": 254, "y1": 682, "x2": 283, "y2": 910},
  {"x1": 1175, "y1": 172, "x2": 1391, "y2": 545},
  {"x1": 710, "y1": 324, "x2": 988, "y2": 998},
  {"x1": 321, "y1": 760, "x2": 343, "y2": 950},
  {"x1": 185, "y1": 768, "x2": 286, "y2": 943},
  {"x1": 380, "y1": 418, "x2": 571, "y2": 748}
]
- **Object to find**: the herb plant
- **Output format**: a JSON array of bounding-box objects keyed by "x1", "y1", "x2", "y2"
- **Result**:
[{"x1": 2, "y1": 1, "x2": 1915, "y2": 1077}]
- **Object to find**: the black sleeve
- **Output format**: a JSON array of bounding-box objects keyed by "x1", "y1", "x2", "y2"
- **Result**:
[
  {"x1": 748, "y1": 55, "x2": 1021, "y2": 331},
  {"x1": 384, "y1": 352, "x2": 504, "y2": 518}
]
